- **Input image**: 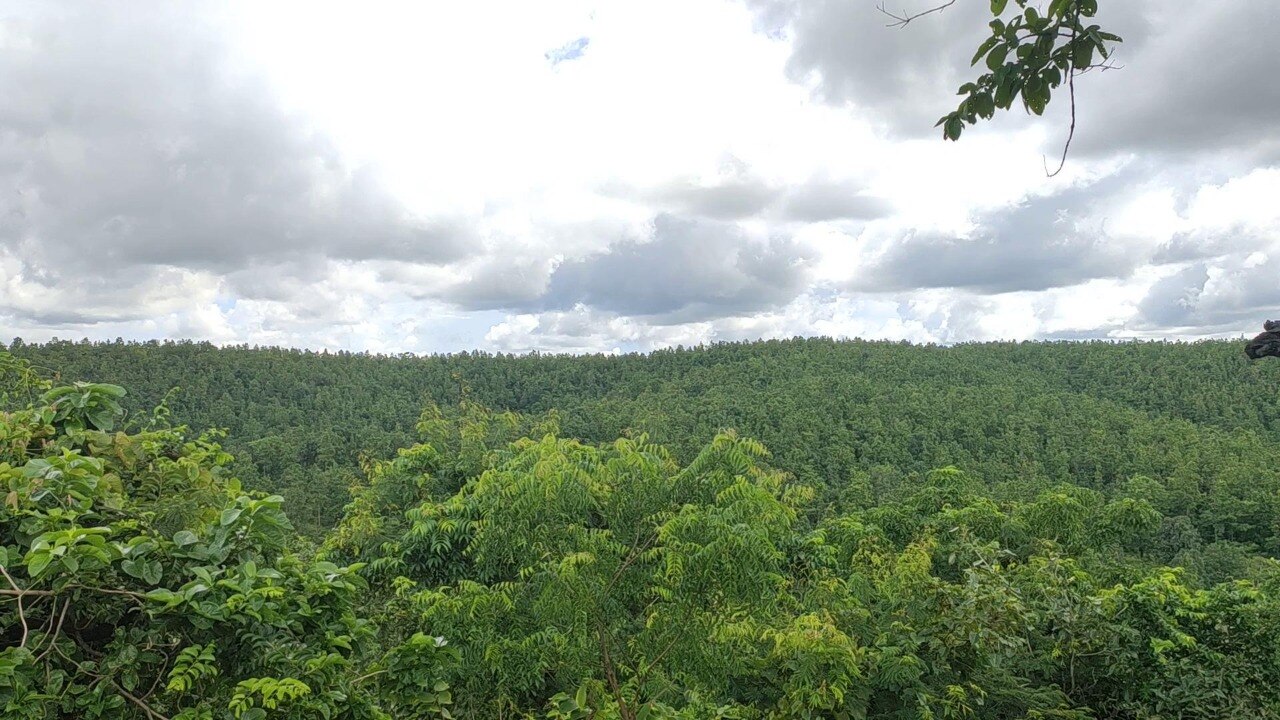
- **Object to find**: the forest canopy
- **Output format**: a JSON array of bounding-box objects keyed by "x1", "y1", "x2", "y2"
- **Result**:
[{"x1": 3, "y1": 339, "x2": 1280, "y2": 717}]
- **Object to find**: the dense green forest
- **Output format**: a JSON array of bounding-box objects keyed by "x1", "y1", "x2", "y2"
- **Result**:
[
  {"x1": 11, "y1": 337, "x2": 1280, "y2": 544},
  {"x1": 3, "y1": 339, "x2": 1280, "y2": 718}
]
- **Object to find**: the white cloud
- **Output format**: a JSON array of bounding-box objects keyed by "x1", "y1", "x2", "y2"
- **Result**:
[{"x1": 1, "y1": 0, "x2": 1277, "y2": 353}]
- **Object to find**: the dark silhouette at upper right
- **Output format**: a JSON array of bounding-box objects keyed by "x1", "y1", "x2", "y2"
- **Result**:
[{"x1": 1244, "y1": 320, "x2": 1280, "y2": 359}]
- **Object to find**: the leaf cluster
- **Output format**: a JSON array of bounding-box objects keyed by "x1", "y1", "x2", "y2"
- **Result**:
[{"x1": 937, "y1": 0, "x2": 1120, "y2": 141}]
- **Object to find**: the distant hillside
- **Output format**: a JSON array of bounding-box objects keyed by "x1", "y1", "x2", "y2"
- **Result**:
[{"x1": 11, "y1": 336, "x2": 1278, "y2": 541}]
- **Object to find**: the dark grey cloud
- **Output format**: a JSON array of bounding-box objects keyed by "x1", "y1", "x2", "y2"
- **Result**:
[
  {"x1": 854, "y1": 173, "x2": 1142, "y2": 293},
  {"x1": 0, "y1": 2, "x2": 470, "y2": 318},
  {"x1": 1136, "y1": 264, "x2": 1209, "y2": 328},
  {"x1": 780, "y1": 179, "x2": 889, "y2": 223},
  {"x1": 605, "y1": 170, "x2": 887, "y2": 223},
  {"x1": 1037, "y1": 327, "x2": 1122, "y2": 341},
  {"x1": 1072, "y1": 2, "x2": 1280, "y2": 159},
  {"x1": 1135, "y1": 257, "x2": 1280, "y2": 332},
  {"x1": 645, "y1": 176, "x2": 778, "y2": 221},
  {"x1": 1154, "y1": 227, "x2": 1272, "y2": 267},
  {"x1": 404, "y1": 254, "x2": 555, "y2": 311},
  {"x1": 223, "y1": 258, "x2": 334, "y2": 303},
  {"x1": 747, "y1": 0, "x2": 994, "y2": 135},
  {"x1": 540, "y1": 214, "x2": 812, "y2": 322}
]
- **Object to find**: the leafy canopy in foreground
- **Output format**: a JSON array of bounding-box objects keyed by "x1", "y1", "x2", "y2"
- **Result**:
[
  {"x1": 0, "y1": 355, "x2": 456, "y2": 719},
  {"x1": 327, "y1": 398, "x2": 1280, "y2": 719}
]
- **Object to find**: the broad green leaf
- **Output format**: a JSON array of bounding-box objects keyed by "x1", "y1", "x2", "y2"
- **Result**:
[
  {"x1": 142, "y1": 559, "x2": 162, "y2": 585},
  {"x1": 27, "y1": 552, "x2": 51, "y2": 578},
  {"x1": 944, "y1": 116, "x2": 963, "y2": 141},
  {"x1": 970, "y1": 36, "x2": 999, "y2": 66},
  {"x1": 220, "y1": 507, "x2": 243, "y2": 526},
  {"x1": 1073, "y1": 40, "x2": 1094, "y2": 68},
  {"x1": 985, "y1": 44, "x2": 1009, "y2": 71}
]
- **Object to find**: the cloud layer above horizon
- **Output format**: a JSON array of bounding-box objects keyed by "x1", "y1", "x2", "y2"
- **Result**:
[{"x1": 2, "y1": 1, "x2": 1278, "y2": 354}]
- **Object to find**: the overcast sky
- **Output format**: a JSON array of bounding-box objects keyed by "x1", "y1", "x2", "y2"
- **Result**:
[{"x1": 2, "y1": 1, "x2": 1278, "y2": 353}]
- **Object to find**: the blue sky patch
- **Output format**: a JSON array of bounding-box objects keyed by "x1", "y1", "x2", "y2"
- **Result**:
[{"x1": 545, "y1": 36, "x2": 590, "y2": 66}]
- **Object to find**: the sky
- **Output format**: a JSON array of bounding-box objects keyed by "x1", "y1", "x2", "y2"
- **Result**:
[{"x1": 1, "y1": 1, "x2": 1278, "y2": 354}]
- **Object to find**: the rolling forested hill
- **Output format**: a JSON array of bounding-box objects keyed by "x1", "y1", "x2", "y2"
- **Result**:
[
  {"x1": 6, "y1": 338, "x2": 1280, "y2": 718},
  {"x1": 9, "y1": 336, "x2": 1279, "y2": 545}
]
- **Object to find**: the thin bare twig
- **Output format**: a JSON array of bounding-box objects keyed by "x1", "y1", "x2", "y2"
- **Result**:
[
  {"x1": 142, "y1": 646, "x2": 172, "y2": 701},
  {"x1": 1075, "y1": 57, "x2": 1124, "y2": 75},
  {"x1": 113, "y1": 681, "x2": 170, "y2": 720},
  {"x1": 1044, "y1": 66, "x2": 1076, "y2": 177},
  {"x1": 0, "y1": 565, "x2": 32, "y2": 648},
  {"x1": 35, "y1": 598, "x2": 70, "y2": 663},
  {"x1": 877, "y1": 0, "x2": 957, "y2": 28},
  {"x1": 0, "y1": 583, "x2": 148, "y2": 604},
  {"x1": 352, "y1": 668, "x2": 389, "y2": 685},
  {"x1": 1045, "y1": 14, "x2": 1079, "y2": 177}
]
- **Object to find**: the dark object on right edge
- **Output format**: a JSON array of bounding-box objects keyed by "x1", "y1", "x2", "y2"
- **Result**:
[{"x1": 1245, "y1": 320, "x2": 1280, "y2": 359}]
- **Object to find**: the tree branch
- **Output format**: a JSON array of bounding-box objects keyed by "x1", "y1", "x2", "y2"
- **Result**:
[
  {"x1": 35, "y1": 599, "x2": 71, "y2": 663},
  {"x1": 0, "y1": 565, "x2": 30, "y2": 648},
  {"x1": 877, "y1": 0, "x2": 957, "y2": 28},
  {"x1": 0, "y1": 583, "x2": 149, "y2": 604},
  {"x1": 1045, "y1": 11, "x2": 1079, "y2": 177},
  {"x1": 604, "y1": 533, "x2": 656, "y2": 599},
  {"x1": 596, "y1": 617, "x2": 635, "y2": 720},
  {"x1": 352, "y1": 668, "x2": 389, "y2": 685}
]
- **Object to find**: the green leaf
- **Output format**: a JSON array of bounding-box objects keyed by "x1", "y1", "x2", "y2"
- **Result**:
[
  {"x1": 145, "y1": 588, "x2": 183, "y2": 605},
  {"x1": 1088, "y1": 29, "x2": 1111, "y2": 58},
  {"x1": 142, "y1": 559, "x2": 162, "y2": 585},
  {"x1": 27, "y1": 552, "x2": 52, "y2": 578},
  {"x1": 86, "y1": 409, "x2": 114, "y2": 431},
  {"x1": 173, "y1": 530, "x2": 198, "y2": 547},
  {"x1": 973, "y1": 92, "x2": 995, "y2": 118},
  {"x1": 994, "y1": 75, "x2": 1017, "y2": 108},
  {"x1": 985, "y1": 44, "x2": 1009, "y2": 71},
  {"x1": 990, "y1": 0, "x2": 1008, "y2": 15},
  {"x1": 970, "y1": 36, "x2": 999, "y2": 66},
  {"x1": 1073, "y1": 40, "x2": 1094, "y2": 68},
  {"x1": 944, "y1": 116, "x2": 963, "y2": 141},
  {"x1": 220, "y1": 507, "x2": 243, "y2": 526}
]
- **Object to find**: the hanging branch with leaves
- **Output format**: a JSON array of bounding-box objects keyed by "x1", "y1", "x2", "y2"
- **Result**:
[{"x1": 884, "y1": 0, "x2": 1122, "y2": 175}]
